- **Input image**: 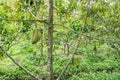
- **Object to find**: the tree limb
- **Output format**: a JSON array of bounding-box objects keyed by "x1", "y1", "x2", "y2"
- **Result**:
[
  {"x1": 0, "y1": 18, "x2": 48, "y2": 24},
  {"x1": 57, "y1": 40, "x2": 80, "y2": 80},
  {"x1": 82, "y1": 0, "x2": 90, "y2": 32},
  {"x1": 28, "y1": 10, "x2": 38, "y2": 20},
  {"x1": 0, "y1": 46, "x2": 39, "y2": 80},
  {"x1": 57, "y1": 0, "x2": 91, "y2": 79}
]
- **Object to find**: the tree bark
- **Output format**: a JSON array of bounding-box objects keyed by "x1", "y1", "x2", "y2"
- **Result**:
[
  {"x1": 47, "y1": 0, "x2": 53, "y2": 80},
  {"x1": 66, "y1": 35, "x2": 69, "y2": 56},
  {"x1": 40, "y1": 29, "x2": 44, "y2": 56},
  {"x1": 66, "y1": 43, "x2": 69, "y2": 56},
  {"x1": 63, "y1": 43, "x2": 66, "y2": 55}
]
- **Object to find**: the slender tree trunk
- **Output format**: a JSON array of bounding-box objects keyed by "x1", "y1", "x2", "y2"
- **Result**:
[
  {"x1": 63, "y1": 43, "x2": 66, "y2": 55},
  {"x1": 47, "y1": 0, "x2": 53, "y2": 80},
  {"x1": 57, "y1": 40, "x2": 80, "y2": 80},
  {"x1": 93, "y1": 44, "x2": 97, "y2": 54},
  {"x1": 66, "y1": 43, "x2": 69, "y2": 56},
  {"x1": 40, "y1": 29, "x2": 44, "y2": 56},
  {"x1": 66, "y1": 36, "x2": 69, "y2": 56}
]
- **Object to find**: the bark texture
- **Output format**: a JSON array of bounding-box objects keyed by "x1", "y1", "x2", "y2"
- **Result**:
[{"x1": 47, "y1": 0, "x2": 53, "y2": 80}]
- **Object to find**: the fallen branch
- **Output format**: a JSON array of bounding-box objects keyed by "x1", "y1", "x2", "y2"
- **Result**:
[{"x1": 0, "y1": 46, "x2": 38, "y2": 80}]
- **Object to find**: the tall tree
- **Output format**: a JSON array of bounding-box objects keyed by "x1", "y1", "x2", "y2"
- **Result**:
[{"x1": 47, "y1": 0, "x2": 53, "y2": 80}]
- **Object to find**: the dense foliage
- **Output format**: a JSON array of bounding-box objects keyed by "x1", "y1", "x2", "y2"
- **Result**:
[{"x1": 0, "y1": 0, "x2": 120, "y2": 80}]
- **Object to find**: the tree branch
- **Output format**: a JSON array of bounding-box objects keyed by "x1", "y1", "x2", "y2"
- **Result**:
[
  {"x1": 57, "y1": 40, "x2": 80, "y2": 80},
  {"x1": 82, "y1": 0, "x2": 90, "y2": 32},
  {"x1": 57, "y1": 0, "x2": 91, "y2": 79},
  {"x1": 0, "y1": 18, "x2": 48, "y2": 24},
  {"x1": 0, "y1": 46, "x2": 39, "y2": 80},
  {"x1": 28, "y1": 10, "x2": 38, "y2": 20}
]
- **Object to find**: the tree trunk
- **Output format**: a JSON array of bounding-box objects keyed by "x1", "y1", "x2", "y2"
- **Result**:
[
  {"x1": 63, "y1": 43, "x2": 66, "y2": 55},
  {"x1": 66, "y1": 36, "x2": 69, "y2": 56},
  {"x1": 40, "y1": 29, "x2": 44, "y2": 56},
  {"x1": 66, "y1": 43, "x2": 69, "y2": 56},
  {"x1": 47, "y1": 0, "x2": 53, "y2": 80}
]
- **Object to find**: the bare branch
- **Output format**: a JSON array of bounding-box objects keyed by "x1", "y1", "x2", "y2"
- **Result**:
[
  {"x1": 81, "y1": 0, "x2": 90, "y2": 32},
  {"x1": 57, "y1": 0, "x2": 91, "y2": 79},
  {"x1": 28, "y1": 10, "x2": 38, "y2": 20},
  {"x1": 0, "y1": 46, "x2": 39, "y2": 80},
  {"x1": 57, "y1": 40, "x2": 80, "y2": 80},
  {"x1": 0, "y1": 18, "x2": 48, "y2": 24}
]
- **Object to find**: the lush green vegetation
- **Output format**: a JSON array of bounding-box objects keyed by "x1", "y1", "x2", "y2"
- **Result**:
[
  {"x1": 0, "y1": 43, "x2": 120, "y2": 80},
  {"x1": 0, "y1": 0, "x2": 120, "y2": 80}
]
